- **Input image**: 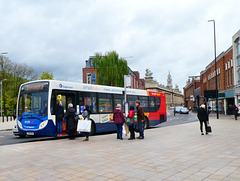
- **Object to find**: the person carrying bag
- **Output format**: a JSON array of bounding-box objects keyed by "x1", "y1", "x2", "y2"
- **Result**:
[
  {"x1": 126, "y1": 106, "x2": 135, "y2": 140},
  {"x1": 77, "y1": 105, "x2": 92, "y2": 141},
  {"x1": 113, "y1": 104, "x2": 125, "y2": 140},
  {"x1": 65, "y1": 103, "x2": 77, "y2": 140}
]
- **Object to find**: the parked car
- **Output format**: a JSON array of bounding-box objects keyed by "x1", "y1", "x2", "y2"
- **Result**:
[
  {"x1": 12, "y1": 124, "x2": 19, "y2": 136},
  {"x1": 180, "y1": 107, "x2": 189, "y2": 114},
  {"x1": 169, "y1": 107, "x2": 175, "y2": 110},
  {"x1": 175, "y1": 106, "x2": 184, "y2": 113}
]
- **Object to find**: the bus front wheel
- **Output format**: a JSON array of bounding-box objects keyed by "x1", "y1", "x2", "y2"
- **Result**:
[{"x1": 19, "y1": 134, "x2": 26, "y2": 138}]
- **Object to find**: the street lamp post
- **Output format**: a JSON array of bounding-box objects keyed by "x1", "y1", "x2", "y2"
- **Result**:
[
  {"x1": 1, "y1": 79, "x2": 7, "y2": 121},
  {"x1": 208, "y1": 20, "x2": 219, "y2": 119}
]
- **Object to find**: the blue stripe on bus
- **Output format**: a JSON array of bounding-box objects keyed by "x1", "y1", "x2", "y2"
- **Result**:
[{"x1": 95, "y1": 122, "x2": 117, "y2": 133}]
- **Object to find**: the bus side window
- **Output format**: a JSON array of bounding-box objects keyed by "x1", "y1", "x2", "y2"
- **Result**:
[
  {"x1": 155, "y1": 97, "x2": 161, "y2": 111},
  {"x1": 98, "y1": 94, "x2": 113, "y2": 113},
  {"x1": 113, "y1": 95, "x2": 124, "y2": 112},
  {"x1": 127, "y1": 95, "x2": 138, "y2": 108},
  {"x1": 149, "y1": 97, "x2": 155, "y2": 112},
  {"x1": 139, "y1": 96, "x2": 149, "y2": 112},
  {"x1": 79, "y1": 92, "x2": 97, "y2": 113}
]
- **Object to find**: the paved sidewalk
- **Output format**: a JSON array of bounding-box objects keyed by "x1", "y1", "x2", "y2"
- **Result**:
[
  {"x1": 0, "y1": 120, "x2": 15, "y2": 131},
  {"x1": 0, "y1": 117, "x2": 240, "y2": 181}
]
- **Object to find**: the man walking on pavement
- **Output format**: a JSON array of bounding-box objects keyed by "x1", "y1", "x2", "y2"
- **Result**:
[{"x1": 136, "y1": 100, "x2": 145, "y2": 139}]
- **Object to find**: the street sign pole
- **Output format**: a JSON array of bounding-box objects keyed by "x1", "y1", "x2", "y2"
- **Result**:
[{"x1": 124, "y1": 75, "x2": 131, "y2": 117}]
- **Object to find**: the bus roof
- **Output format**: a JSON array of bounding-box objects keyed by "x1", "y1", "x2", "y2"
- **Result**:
[{"x1": 21, "y1": 80, "x2": 165, "y2": 96}]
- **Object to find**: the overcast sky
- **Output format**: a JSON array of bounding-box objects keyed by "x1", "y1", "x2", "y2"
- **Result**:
[{"x1": 0, "y1": 0, "x2": 239, "y2": 91}]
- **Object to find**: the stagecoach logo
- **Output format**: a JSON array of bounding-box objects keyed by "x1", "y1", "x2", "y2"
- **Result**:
[{"x1": 59, "y1": 84, "x2": 73, "y2": 89}]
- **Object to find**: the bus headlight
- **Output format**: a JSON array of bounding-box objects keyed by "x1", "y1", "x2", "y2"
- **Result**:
[
  {"x1": 39, "y1": 120, "x2": 48, "y2": 129},
  {"x1": 17, "y1": 120, "x2": 23, "y2": 129}
]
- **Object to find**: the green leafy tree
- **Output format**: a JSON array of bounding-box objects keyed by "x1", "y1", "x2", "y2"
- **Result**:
[
  {"x1": 0, "y1": 55, "x2": 37, "y2": 115},
  {"x1": 93, "y1": 51, "x2": 129, "y2": 87},
  {"x1": 40, "y1": 71, "x2": 54, "y2": 80}
]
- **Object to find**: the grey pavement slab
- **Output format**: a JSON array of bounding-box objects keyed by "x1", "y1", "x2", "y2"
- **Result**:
[{"x1": 0, "y1": 116, "x2": 240, "y2": 181}]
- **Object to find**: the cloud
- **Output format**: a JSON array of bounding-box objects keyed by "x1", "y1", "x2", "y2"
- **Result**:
[{"x1": 0, "y1": 0, "x2": 240, "y2": 91}]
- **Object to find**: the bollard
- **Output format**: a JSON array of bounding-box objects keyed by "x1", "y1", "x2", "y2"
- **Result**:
[
  {"x1": 2, "y1": 116, "x2": 4, "y2": 123},
  {"x1": 7, "y1": 116, "x2": 8, "y2": 122}
]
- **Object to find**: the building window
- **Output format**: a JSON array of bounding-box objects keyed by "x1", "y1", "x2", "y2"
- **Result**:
[
  {"x1": 229, "y1": 67, "x2": 231, "y2": 86},
  {"x1": 92, "y1": 73, "x2": 96, "y2": 83},
  {"x1": 90, "y1": 59, "x2": 93, "y2": 68},
  {"x1": 226, "y1": 69, "x2": 228, "y2": 87},
  {"x1": 238, "y1": 69, "x2": 240, "y2": 85},
  {"x1": 232, "y1": 68, "x2": 234, "y2": 85},
  {"x1": 237, "y1": 40, "x2": 240, "y2": 56},
  {"x1": 218, "y1": 67, "x2": 221, "y2": 90},
  {"x1": 87, "y1": 73, "x2": 91, "y2": 84},
  {"x1": 237, "y1": 57, "x2": 240, "y2": 67}
]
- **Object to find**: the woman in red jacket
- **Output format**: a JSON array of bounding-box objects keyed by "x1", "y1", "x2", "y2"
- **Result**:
[
  {"x1": 128, "y1": 106, "x2": 135, "y2": 140},
  {"x1": 113, "y1": 104, "x2": 125, "y2": 140}
]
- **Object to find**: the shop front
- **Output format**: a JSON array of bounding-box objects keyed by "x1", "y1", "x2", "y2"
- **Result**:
[
  {"x1": 234, "y1": 86, "x2": 240, "y2": 109},
  {"x1": 219, "y1": 89, "x2": 234, "y2": 115},
  {"x1": 208, "y1": 90, "x2": 234, "y2": 115}
]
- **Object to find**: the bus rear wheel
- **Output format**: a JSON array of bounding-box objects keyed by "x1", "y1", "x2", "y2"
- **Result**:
[
  {"x1": 144, "y1": 116, "x2": 149, "y2": 129},
  {"x1": 89, "y1": 119, "x2": 96, "y2": 136}
]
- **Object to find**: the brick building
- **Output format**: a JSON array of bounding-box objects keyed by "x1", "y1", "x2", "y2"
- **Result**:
[
  {"x1": 200, "y1": 46, "x2": 234, "y2": 114},
  {"x1": 183, "y1": 76, "x2": 200, "y2": 110},
  {"x1": 82, "y1": 56, "x2": 145, "y2": 89}
]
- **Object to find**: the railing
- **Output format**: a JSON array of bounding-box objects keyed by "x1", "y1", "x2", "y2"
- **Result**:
[{"x1": 0, "y1": 116, "x2": 15, "y2": 123}]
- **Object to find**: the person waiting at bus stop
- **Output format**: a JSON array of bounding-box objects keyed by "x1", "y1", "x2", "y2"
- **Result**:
[
  {"x1": 136, "y1": 100, "x2": 145, "y2": 139},
  {"x1": 56, "y1": 100, "x2": 64, "y2": 136},
  {"x1": 82, "y1": 105, "x2": 92, "y2": 141},
  {"x1": 128, "y1": 106, "x2": 135, "y2": 140},
  {"x1": 113, "y1": 104, "x2": 125, "y2": 140},
  {"x1": 65, "y1": 103, "x2": 77, "y2": 140}
]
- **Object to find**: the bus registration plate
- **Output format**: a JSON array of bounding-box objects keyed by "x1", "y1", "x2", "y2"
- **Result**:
[{"x1": 26, "y1": 132, "x2": 34, "y2": 136}]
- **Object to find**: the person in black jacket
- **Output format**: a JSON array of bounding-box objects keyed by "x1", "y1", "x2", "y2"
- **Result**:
[
  {"x1": 197, "y1": 104, "x2": 209, "y2": 135},
  {"x1": 56, "y1": 100, "x2": 64, "y2": 136},
  {"x1": 82, "y1": 105, "x2": 92, "y2": 141},
  {"x1": 65, "y1": 103, "x2": 77, "y2": 140}
]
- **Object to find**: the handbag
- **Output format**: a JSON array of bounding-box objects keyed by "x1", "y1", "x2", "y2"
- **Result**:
[
  {"x1": 77, "y1": 120, "x2": 92, "y2": 132},
  {"x1": 206, "y1": 121, "x2": 212, "y2": 133},
  {"x1": 62, "y1": 121, "x2": 66, "y2": 132},
  {"x1": 122, "y1": 124, "x2": 126, "y2": 135},
  {"x1": 134, "y1": 122, "x2": 139, "y2": 132},
  {"x1": 125, "y1": 117, "x2": 134, "y2": 126}
]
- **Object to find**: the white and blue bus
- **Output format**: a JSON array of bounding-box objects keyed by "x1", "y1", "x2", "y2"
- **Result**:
[{"x1": 17, "y1": 80, "x2": 167, "y2": 137}]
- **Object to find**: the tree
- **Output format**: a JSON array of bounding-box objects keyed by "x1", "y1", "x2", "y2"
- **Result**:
[
  {"x1": 0, "y1": 55, "x2": 38, "y2": 115},
  {"x1": 92, "y1": 51, "x2": 129, "y2": 87},
  {"x1": 40, "y1": 71, "x2": 54, "y2": 80}
]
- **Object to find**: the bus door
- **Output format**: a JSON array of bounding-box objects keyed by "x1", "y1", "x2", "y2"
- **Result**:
[{"x1": 55, "y1": 91, "x2": 76, "y2": 113}]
